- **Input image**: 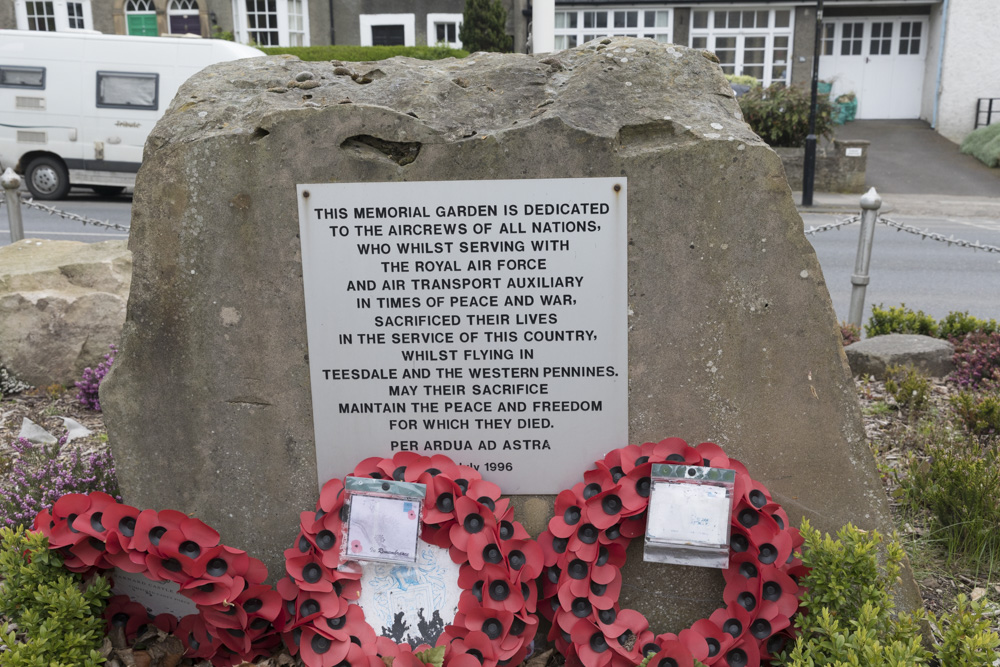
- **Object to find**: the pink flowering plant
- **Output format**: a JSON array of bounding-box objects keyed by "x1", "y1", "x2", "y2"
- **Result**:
[
  {"x1": 75, "y1": 344, "x2": 117, "y2": 411},
  {"x1": 0, "y1": 435, "x2": 120, "y2": 529}
]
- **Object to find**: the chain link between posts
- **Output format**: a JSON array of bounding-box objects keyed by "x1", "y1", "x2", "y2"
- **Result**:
[
  {"x1": 805, "y1": 213, "x2": 1000, "y2": 254},
  {"x1": 0, "y1": 192, "x2": 130, "y2": 233}
]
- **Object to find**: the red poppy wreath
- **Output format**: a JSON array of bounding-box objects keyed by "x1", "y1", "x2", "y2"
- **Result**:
[
  {"x1": 279, "y1": 452, "x2": 542, "y2": 667},
  {"x1": 33, "y1": 492, "x2": 285, "y2": 667},
  {"x1": 538, "y1": 438, "x2": 805, "y2": 667}
]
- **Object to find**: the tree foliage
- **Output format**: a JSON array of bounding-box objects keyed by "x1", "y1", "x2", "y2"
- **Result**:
[{"x1": 459, "y1": 0, "x2": 512, "y2": 53}]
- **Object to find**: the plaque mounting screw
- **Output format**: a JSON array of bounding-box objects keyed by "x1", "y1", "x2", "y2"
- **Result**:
[
  {"x1": 613, "y1": 184, "x2": 621, "y2": 192},
  {"x1": 303, "y1": 190, "x2": 310, "y2": 198}
]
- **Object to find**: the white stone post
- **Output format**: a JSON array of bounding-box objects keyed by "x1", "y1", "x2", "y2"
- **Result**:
[
  {"x1": 531, "y1": 0, "x2": 555, "y2": 53},
  {"x1": 1, "y1": 168, "x2": 24, "y2": 244}
]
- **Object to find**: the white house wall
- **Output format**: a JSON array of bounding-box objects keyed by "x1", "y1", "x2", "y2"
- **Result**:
[{"x1": 927, "y1": 0, "x2": 1000, "y2": 144}]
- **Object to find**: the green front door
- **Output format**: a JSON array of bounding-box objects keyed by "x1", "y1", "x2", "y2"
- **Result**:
[{"x1": 127, "y1": 13, "x2": 158, "y2": 36}]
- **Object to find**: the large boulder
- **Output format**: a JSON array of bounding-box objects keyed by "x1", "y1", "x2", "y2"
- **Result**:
[
  {"x1": 0, "y1": 239, "x2": 130, "y2": 387},
  {"x1": 845, "y1": 334, "x2": 955, "y2": 378},
  {"x1": 102, "y1": 40, "x2": 915, "y2": 627}
]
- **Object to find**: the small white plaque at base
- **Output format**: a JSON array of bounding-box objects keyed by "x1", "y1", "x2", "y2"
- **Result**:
[
  {"x1": 111, "y1": 569, "x2": 199, "y2": 619},
  {"x1": 646, "y1": 482, "x2": 730, "y2": 546},
  {"x1": 845, "y1": 147, "x2": 864, "y2": 157},
  {"x1": 355, "y1": 539, "x2": 461, "y2": 647}
]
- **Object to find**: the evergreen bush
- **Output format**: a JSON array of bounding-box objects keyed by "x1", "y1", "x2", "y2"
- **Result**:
[
  {"x1": 737, "y1": 84, "x2": 833, "y2": 147},
  {"x1": 0, "y1": 526, "x2": 110, "y2": 666},
  {"x1": 460, "y1": 0, "x2": 513, "y2": 52}
]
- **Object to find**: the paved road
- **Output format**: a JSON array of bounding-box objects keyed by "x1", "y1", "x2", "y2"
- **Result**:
[
  {"x1": 0, "y1": 188, "x2": 131, "y2": 246},
  {"x1": 804, "y1": 209, "x2": 1000, "y2": 326}
]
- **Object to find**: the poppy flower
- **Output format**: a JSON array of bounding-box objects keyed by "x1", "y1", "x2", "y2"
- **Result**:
[
  {"x1": 578, "y1": 467, "x2": 619, "y2": 504},
  {"x1": 180, "y1": 573, "x2": 247, "y2": 607},
  {"x1": 549, "y1": 489, "x2": 589, "y2": 538},
  {"x1": 295, "y1": 625, "x2": 352, "y2": 667},
  {"x1": 287, "y1": 552, "x2": 336, "y2": 594},
  {"x1": 104, "y1": 595, "x2": 152, "y2": 641},
  {"x1": 449, "y1": 496, "x2": 498, "y2": 555},
  {"x1": 571, "y1": 618, "x2": 623, "y2": 667},
  {"x1": 689, "y1": 618, "x2": 733, "y2": 663},
  {"x1": 648, "y1": 438, "x2": 704, "y2": 466},
  {"x1": 177, "y1": 613, "x2": 220, "y2": 660},
  {"x1": 131, "y1": 508, "x2": 187, "y2": 555},
  {"x1": 584, "y1": 487, "x2": 627, "y2": 530},
  {"x1": 446, "y1": 629, "x2": 498, "y2": 665},
  {"x1": 423, "y1": 475, "x2": 463, "y2": 525},
  {"x1": 500, "y1": 537, "x2": 543, "y2": 584},
  {"x1": 617, "y1": 463, "x2": 653, "y2": 515},
  {"x1": 695, "y1": 441, "x2": 732, "y2": 468}
]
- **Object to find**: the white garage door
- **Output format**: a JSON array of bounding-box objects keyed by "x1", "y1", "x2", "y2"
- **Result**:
[{"x1": 818, "y1": 16, "x2": 927, "y2": 119}]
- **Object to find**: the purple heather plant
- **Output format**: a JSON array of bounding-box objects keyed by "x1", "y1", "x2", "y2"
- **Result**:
[
  {"x1": 0, "y1": 435, "x2": 120, "y2": 530},
  {"x1": 75, "y1": 343, "x2": 116, "y2": 411},
  {"x1": 950, "y1": 332, "x2": 1000, "y2": 390}
]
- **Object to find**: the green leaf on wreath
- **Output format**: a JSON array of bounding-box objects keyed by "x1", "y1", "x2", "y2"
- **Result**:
[{"x1": 415, "y1": 645, "x2": 446, "y2": 667}]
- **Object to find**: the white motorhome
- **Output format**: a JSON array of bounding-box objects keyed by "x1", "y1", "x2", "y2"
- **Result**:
[{"x1": 0, "y1": 30, "x2": 262, "y2": 199}]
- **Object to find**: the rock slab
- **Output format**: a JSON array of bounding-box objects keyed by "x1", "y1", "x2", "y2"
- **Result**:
[
  {"x1": 0, "y1": 239, "x2": 130, "y2": 387},
  {"x1": 845, "y1": 333, "x2": 956, "y2": 378},
  {"x1": 101, "y1": 40, "x2": 912, "y2": 627}
]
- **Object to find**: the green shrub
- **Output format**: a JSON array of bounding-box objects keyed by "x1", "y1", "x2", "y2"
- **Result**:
[
  {"x1": 259, "y1": 44, "x2": 468, "y2": 62},
  {"x1": 884, "y1": 364, "x2": 931, "y2": 414},
  {"x1": 0, "y1": 526, "x2": 110, "y2": 666},
  {"x1": 724, "y1": 74, "x2": 760, "y2": 87},
  {"x1": 950, "y1": 391, "x2": 1000, "y2": 437},
  {"x1": 865, "y1": 303, "x2": 937, "y2": 338},
  {"x1": 778, "y1": 521, "x2": 999, "y2": 666},
  {"x1": 737, "y1": 84, "x2": 833, "y2": 147},
  {"x1": 460, "y1": 0, "x2": 513, "y2": 52},
  {"x1": 938, "y1": 311, "x2": 999, "y2": 339},
  {"x1": 960, "y1": 122, "x2": 1000, "y2": 168},
  {"x1": 899, "y1": 440, "x2": 1000, "y2": 576}
]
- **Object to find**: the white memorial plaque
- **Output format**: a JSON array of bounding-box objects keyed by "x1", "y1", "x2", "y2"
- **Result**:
[
  {"x1": 355, "y1": 539, "x2": 461, "y2": 648},
  {"x1": 346, "y1": 494, "x2": 421, "y2": 564},
  {"x1": 111, "y1": 568, "x2": 199, "y2": 619},
  {"x1": 845, "y1": 147, "x2": 863, "y2": 157},
  {"x1": 298, "y1": 178, "x2": 629, "y2": 493}
]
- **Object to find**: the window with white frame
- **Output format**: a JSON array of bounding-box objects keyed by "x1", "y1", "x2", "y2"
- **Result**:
[
  {"x1": 690, "y1": 8, "x2": 792, "y2": 86},
  {"x1": 427, "y1": 13, "x2": 462, "y2": 48},
  {"x1": 67, "y1": 2, "x2": 85, "y2": 28},
  {"x1": 360, "y1": 14, "x2": 415, "y2": 46},
  {"x1": 25, "y1": 1, "x2": 56, "y2": 30},
  {"x1": 235, "y1": 0, "x2": 310, "y2": 46},
  {"x1": 554, "y1": 7, "x2": 672, "y2": 50},
  {"x1": 15, "y1": 0, "x2": 93, "y2": 31}
]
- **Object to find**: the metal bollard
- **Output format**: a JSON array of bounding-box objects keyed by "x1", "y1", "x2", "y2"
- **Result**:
[
  {"x1": 2, "y1": 167, "x2": 25, "y2": 243},
  {"x1": 847, "y1": 187, "x2": 882, "y2": 329}
]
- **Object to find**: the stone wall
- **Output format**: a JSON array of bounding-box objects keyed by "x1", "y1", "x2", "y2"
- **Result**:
[{"x1": 776, "y1": 139, "x2": 869, "y2": 193}]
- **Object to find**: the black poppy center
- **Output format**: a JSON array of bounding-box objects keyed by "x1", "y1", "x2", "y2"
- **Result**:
[
  {"x1": 315, "y1": 530, "x2": 336, "y2": 551},
  {"x1": 300, "y1": 599, "x2": 320, "y2": 617},
  {"x1": 749, "y1": 489, "x2": 767, "y2": 508},
  {"x1": 590, "y1": 581, "x2": 608, "y2": 596},
  {"x1": 590, "y1": 633, "x2": 609, "y2": 653},
  {"x1": 706, "y1": 637, "x2": 720, "y2": 657},
  {"x1": 763, "y1": 581, "x2": 782, "y2": 601},
  {"x1": 751, "y1": 619, "x2": 772, "y2": 639},
  {"x1": 90, "y1": 512, "x2": 105, "y2": 533},
  {"x1": 578, "y1": 524, "x2": 598, "y2": 544},
  {"x1": 499, "y1": 520, "x2": 515, "y2": 540},
  {"x1": 552, "y1": 536, "x2": 568, "y2": 553},
  {"x1": 568, "y1": 559, "x2": 588, "y2": 579},
  {"x1": 601, "y1": 495, "x2": 622, "y2": 515},
  {"x1": 179, "y1": 540, "x2": 200, "y2": 559},
  {"x1": 572, "y1": 598, "x2": 592, "y2": 618},
  {"x1": 118, "y1": 516, "x2": 136, "y2": 537},
  {"x1": 148, "y1": 526, "x2": 166, "y2": 545},
  {"x1": 665, "y1": 453, "x2": 685, "y2": 463},
  {"x1": 508, "y1": 549, "x2": 525, "y2": 570},
  {"x1": 163, "y1": 557, "x2": 182, "y2": 572},
  {"x1": 464, "y1": 513, "x2": 484, "y2": 533},
  {"x1": 738, "y1": 509, "x2": 759, "y2": 528},
  {"x1": 583, "y1": 483, "x2": 602, "y2": 499},
  {"x1": 112, "y1": 612, "x2": 129, "y2": 627},
  {"x1": 436, "y1": 493, "x2": 455, "y2": 513},
  {"x1": 758, "y1": 543, "x2": 778, "y2": 564},
  {"x1": 302, "y1": 563, "x2": 323, "y2": 584},
  {"x1": 310, "y1": 634, "x2": 331, "y2": 654},
  {"x1": 244, "y1": 598, "x2": 263, "y2": 613},
  {"x1": 478, "y1": 496, "x2": 496, "y2": 511},
  {"x1": 609, "y1": 466, "x2": 625, "y2": 482},
  {"x1": 723, "y1": 619, "x2": 742, "y2": 637},
  {"x1": 739, "y1": 562, "x2": 758, "y2": 579},
  {"x1": 327, "y1": 615, "x2": 346, "y2": 629},
  {"x1": 482, "y1": 618, "x2": 503, "y2": 640},
  {"x1": 206, "y1": 557, "x2": 228, "y2": 577},
  {"x1": 636, "y1": 477, "x2": 651, "y2": 498},
  {"x1": 731, "y1": 534, "x2": 749, "y2": 552},
  {"x1": 481, "y1": 544, "x2": 502, "y2": 565},
  {"x1": 510, "y1": 617, "x2": 526, "y2": 636},
  {"x1": 489, "y1": 581, "x2": 510, "y2": 601},
  {"x1": 737, "y1": 591, "x2": 756, "y2": 611},
  {"x1": 564, "y1": 506, "x2": 582, "y2": 525},
  {"x1": 298, "y1": 535, "x2": 311, "y2": 553},
  {"x1": 596, "y1": 547, "x2": 610, "y2": 566},
  {"x1": 727, "y1": 648, "x2": 748, "y2": 667},
  {"x1": 598, "y1": 607, "x2": 616, "y2": 624}
]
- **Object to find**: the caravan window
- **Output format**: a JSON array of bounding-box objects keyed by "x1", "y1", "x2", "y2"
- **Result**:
[
  {"x1": 96, "y1": 71, "x2": 159, "y2": 110},
  {"x1": 0, "y1": 66, "x2": 46, "y2": 89}
]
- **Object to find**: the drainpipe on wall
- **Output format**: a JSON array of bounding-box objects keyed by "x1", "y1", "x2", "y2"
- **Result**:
[{"x1": 931, "y1": 0, "x2": 950, "y2": 129}]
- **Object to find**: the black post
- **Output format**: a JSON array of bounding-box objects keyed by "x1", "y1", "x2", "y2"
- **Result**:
[{"x1": 802, "y1": 0, "x2": 824, "y2": 207}]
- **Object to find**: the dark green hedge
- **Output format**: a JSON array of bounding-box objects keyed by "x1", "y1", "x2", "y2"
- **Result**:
[{"x1": 259, "y1": 45, "x2": 468, "y2": 62}]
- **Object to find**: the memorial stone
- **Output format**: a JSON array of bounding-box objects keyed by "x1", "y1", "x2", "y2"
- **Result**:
[{"x1": 102, "y1": 39, "x2": 911, "y2": 630}]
